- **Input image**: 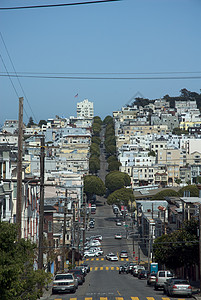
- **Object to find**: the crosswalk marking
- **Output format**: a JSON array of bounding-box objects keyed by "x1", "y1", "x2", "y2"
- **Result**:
[
  {"x1": 100, "y1": 267, "x2": 104, "y2": 270},
  {"x1": 111, "y1": 267, "x2": 114, "y2": 270},
  {"x1": 106, "y1": 266, "x2": 109, "y2": 270},
  {"x1": 66, "y1": 297, "x2": 180, "y2": 300},
  {"x1": 95, "y1": 267, "x2": 98, "y2": 271}
]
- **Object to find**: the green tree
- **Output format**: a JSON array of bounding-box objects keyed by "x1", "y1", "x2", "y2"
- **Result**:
[
  {"x1": 178, "y1": 184, "x2": 199, "y2": 197},
  {"x1": 153, "y1": 219, "x2": 199, "y2": 270},
  {"x1": 84, "y1": 175, "x2": 105, "y2": 199},
  {"x1": 38, "y1": 120, "x2": 47, "y2": 127},
  {"x1": 90, "y1": 143, "x2": 100, "y2": 157},
  {"x1": 172, "y1": 127, "x2": 188, "y2": 135},
  {"x1": 0, "y1": 222, "x2": 51, "y2": 300},
  {"x1": 105, "y1": 144, "x2": 116, "y2": 156},
  {"x1": 89, "y1": 157, "x2": 100, "y2": 174},
  {"x1": 108, "y1": 160, "x2": 121, "y2": 172},
  {"x1": 107, "y1": 188, "x2": 135, "y2": 208},
  {"x1": 92, "y1": 123, "x2": 101, "y2": 136},
  {"x1": 175, "y1": 178, "x2": 182, "y2": 185},
  {"x1": 27, "y1": 116, "x2": 35, "y2": 128},
  {"x1": 105, "y1": 171, "x2": 131, "y2": 193},
  {"x1": 93, "y1": 116, "x2": 102, "y2": 125},
  {"x1": 107, "y1": 155, "x2": 118, "y2": 164},
  {"x1": 152, "y1": 189, "x2": 178, "y2": 200},
  {"x1": 148, "y1": 150, "x2": 156, "y2": 157},
  {"x1": 91, "y1": 136, "x2": 101, "y2": 145},
  {"x1": 103, "y1": 115, "x2": 113, "y2": 125}
]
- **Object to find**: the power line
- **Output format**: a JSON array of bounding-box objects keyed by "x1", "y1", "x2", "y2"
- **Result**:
[
  {"x1": 0, "y1": 32, "x2": 38, "y2": 124},
  {"x1": 1, "y1": 71, "x2": 201, "y2": 75},
  {"x1": 0, "y1": 0, "x2": 121, "y2": 10},
  {"x1": 0, "y1": 74, "x2": 201, "y2": 80}
]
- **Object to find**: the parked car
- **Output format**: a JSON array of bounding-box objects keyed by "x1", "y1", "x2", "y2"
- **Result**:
[
  {"x1": 115, "y1": 233, "x2": 122, "y2": 239},
  {"x1": 165, "y1": 278, "x2": 192, "y2": 297},
  {"x1": 105, "y1": 253, "x2": 118, "y2": 261},
  {"x1": 74, "y1": 266, "x2": 86, "y2": 276},
  {"x1": 133, "y1": 265, "x2": 145, "y2": 277},
  {"x1": 52, "y1": 273, "x2": 77, "y2": 294},
  {"x1": 116, "y1": 220, "x2": 122, "y2": 226},
  {"x1": 128, "y1": 262, "x2": 136, "y2": 274},
  {"x1": 147, "y1": 272, "x2": 157, "y2": 285},
  {"x1": 68, "y1": 269, "x2": 85, "y2": 285},
  {"x1": 138, "y1": 270, "x2": 149, "y2": 279},
  {"x1": 119, "y1": 250, "x2": 128, "y2": 258},
  {"x1": 80, "y1": 263, "x2": 90, "y2": 273},
  {"x1": 164, "y1": 277, "x2": 178, "y2": 294},
  {"x1": 154, "y1": 270, "x2": 174, "y2": 290},
  {"x1": 119, "y1": 264, "x2": 129, "y2": 274}
]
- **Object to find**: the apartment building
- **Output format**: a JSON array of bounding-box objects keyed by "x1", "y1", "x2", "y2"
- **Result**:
[{"x1": 77, "y1": 99, "x2": 94, "y2": 119}]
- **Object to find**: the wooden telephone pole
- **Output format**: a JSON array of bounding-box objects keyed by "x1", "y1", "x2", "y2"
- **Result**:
[
  {"x1": 16, "y1": 97, "x2": 23, "y2": 240},
  {"x1": 61, "y1": 189, "x2": 68, "y2": 272},
  {"x1": 38, "y1": 136, "x2": 45, "y2": 270}
]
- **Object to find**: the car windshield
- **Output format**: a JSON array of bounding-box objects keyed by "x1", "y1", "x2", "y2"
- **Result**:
[
  {"x1": 173, "y1": 280, "x2": 189, "y2": 285},
  {"x1": 55, "y1": 274, "x2": 73, "y2": 280}
]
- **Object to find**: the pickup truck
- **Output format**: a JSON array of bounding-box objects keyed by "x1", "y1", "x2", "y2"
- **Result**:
[{"x1": 52, "y1": 273, "x2": 77, "y2": 294}]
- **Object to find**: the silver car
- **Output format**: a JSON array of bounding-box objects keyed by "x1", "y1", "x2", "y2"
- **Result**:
[{"x1": 166, "y1": 279, "x2": 192, "y2": 297}]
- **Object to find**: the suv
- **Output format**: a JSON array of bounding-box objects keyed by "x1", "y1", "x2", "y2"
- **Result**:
[
  {"x1": 52, "y1": 273, "x2": 76, "y2": 294},
  {"x1": 154, "y1": 270, "x2": 174, "y2": 290}
]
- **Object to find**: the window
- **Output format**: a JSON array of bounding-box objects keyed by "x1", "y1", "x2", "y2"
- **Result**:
[{"x1": 48, "y1": 221, "x2": 52, "y2": 233}]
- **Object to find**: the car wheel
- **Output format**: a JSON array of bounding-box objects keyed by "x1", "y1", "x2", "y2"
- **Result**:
[{"x1": 154, "y1": 285, "x2": 158, "y2": 291}]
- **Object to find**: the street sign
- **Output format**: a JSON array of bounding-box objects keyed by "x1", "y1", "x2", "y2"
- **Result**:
[{"x1": 135, "y1": 257, "x2": 138, "y2": 260}]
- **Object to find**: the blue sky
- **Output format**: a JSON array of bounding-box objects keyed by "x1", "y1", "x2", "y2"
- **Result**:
[{"x1": 0, "y1": 0, "x2": 201, "y2": 125}]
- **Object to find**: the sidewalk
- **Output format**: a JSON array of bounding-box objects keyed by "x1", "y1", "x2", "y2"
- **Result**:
[{"x1": 39, "y1": 283, "x2": 53, "y2": 300}]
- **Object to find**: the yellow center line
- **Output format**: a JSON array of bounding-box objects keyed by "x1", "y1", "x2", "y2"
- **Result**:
[
  {"x1": 106, "y1": 266, "x2": 109, "y2": 270},
  {"x1": 90, "y1": 267, "x2": 93, "y2": 271},
  {"x1": 111, "y1": 267, "x2": 114, "y2": 270},
  {"x1": 100, "y1": 298, "x2": 107, "y2": 300},
  {"x1": 131, "y1": 298, "x2": 139, "y2": 300},
  {"x1": 116, "y1": 267, "x2": 119, "y2": 270},
  {"x1": 147, "y1": 297, "x2": 155, "y2": 300},
  {"x1": 85, "y1": 298, "x2": 92, "y2": 300},
  {"x1": 69, "y1": 298, "x2": 77, "y2": 300},
  {"x1": 116, "y1": 297, "x2": 123, "y2": 300},
  {"x1": 100, "y1": 267, "x2": 103, "y2": 270},
  {"x1": 101, "y1": 257, "x2": 104, "y2": 260},
  {"x1": 95, "y1": 267, "x2": 98, "y2": 271}
]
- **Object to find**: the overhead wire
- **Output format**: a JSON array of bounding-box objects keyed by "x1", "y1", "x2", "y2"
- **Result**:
[
  {"x1": 0, "y1": 0, "x2": 121, "y2": 10},
  {"x1": 0, "y1": 32, "x2": 38, "y2": 124},
  {"x1": 0, "y1": 74, "x2": 201, "y2": 80}
]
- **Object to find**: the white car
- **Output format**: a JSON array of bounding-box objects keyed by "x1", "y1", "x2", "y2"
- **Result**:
[
  {"x1": 84, "y1": 251, "x2": 100, "y2": 258},
  {"x1": 115, "y1": 233, "x2": 122, "y2": 239},
  {"x1": 119, "y1": 250, "x2": 128, "y2": 258},
  {"x1": 106, "y1": 253, "x2": 118, "y2": 261}
]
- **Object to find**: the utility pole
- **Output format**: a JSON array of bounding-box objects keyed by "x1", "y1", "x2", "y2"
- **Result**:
[
  {"x1": 71, "y1": 202, "x2": 75, "y2": 268},
  {"x1": 199, "y1": 204, "x2": 201, "y2": 291},
  {"x1": 38, "y1": 136, "x2": 45, "y2": 270},
  {"x1": 16, "y1": 97, "x2": 23, "y2": 240},
  {"x1": 83, "y1": 196, "x2": 86, "y2": 253},
  {"x1": 62, "y1": 189, "x2": 68, "y2": 272}
]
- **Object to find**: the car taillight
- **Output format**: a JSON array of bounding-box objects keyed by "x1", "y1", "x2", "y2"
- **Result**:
[
  {"x1": 172, "y1": 285, "x2": 177, "y2": 289},
  {"x1": 156, "y1": 278, "x2": 158, "y2": 282},
  {"x1": 188, "y1": 286, "x2": 192, "y2": 289}
]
